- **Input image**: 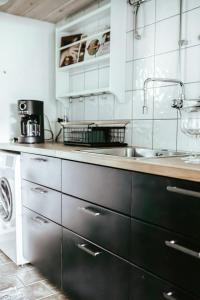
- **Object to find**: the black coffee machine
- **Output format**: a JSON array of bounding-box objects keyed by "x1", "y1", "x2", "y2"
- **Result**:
[{"x1": 18, "y1": 100, "x2": 44, "y2": 144}]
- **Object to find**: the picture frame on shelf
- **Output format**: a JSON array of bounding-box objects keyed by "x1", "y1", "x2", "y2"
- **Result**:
[{"x1": 59, "y1": 34, "x2": 83, "y2": 67}]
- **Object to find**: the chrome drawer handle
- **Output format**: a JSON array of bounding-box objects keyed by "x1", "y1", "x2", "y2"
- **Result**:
[
  {"x1": 31, "y1": 157, "x2": 48, "y2": 162},
  {"x1": 32, "y1": 216, "x2": 49, "y2": 225},
  {"x1": 78, "y1": 206, "x2": 102, "y2": 217},
  {"x1": 30, "y1": 187, "x2": 48, "y2": 194},
  {"x1": 163, "y1": 292, "x2": 177, "y2": 300},
  {"x1": 77, "y1": 243, "x2": 102, "y2": 257},
  {"x1": 165, "y1": 240, "x2": 200, "y2": 259},
  {"x1": 167, "y1": 186, "x2": 200, "y2": 198}
]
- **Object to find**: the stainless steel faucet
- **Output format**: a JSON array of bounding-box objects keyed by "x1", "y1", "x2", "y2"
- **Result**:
[{"x1": 143, "y1": 77, "x2": 185, "y2": 114}]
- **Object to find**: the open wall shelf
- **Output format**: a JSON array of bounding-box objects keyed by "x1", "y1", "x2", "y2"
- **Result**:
[{"x1": 55, "y1": 1, "x2": 127, "y2": 103}]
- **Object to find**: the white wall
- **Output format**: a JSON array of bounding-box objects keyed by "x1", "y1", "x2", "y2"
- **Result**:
[
  {"x1": 0, "y1": 13, "x2": 55, "y2": 142},
  {"x1": 58, "y1": 0, "x2": 200, "y2": 151}
]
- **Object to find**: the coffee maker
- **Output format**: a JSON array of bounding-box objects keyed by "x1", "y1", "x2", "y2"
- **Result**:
[{"x1": 18, "y1": 100, "x2": 44, "y2": 144}]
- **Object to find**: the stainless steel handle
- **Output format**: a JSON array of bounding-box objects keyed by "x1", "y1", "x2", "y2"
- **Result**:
[
  {"x1": 78, "y1": 206, "x2": 102, "y2": 217},
  {"x1": 30, "y1": 187, "x2": 48, "y2": 194},
  {"x1": 32, "y1": 216, "x2": 49, "y2": 225},
  {"x1": 77, "y1": 243, "x2": 102, "y2": 257},
  {"x1": 165, "y1": 240, "x2": 200, "y2": 259},
  {"x1": 167, "y1": 186, "x2": 200, "y2": 198},
  {"x1": 31, "y1": 157, "x2": 48, "y2": 162},
  {"x1": 163, "y1": 292, "x2": 177, "y2": 300}
]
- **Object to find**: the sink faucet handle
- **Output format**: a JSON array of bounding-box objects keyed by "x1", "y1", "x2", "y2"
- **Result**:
[{"x1": 172, "y1": 99, "x2": 183, "y2": 109}]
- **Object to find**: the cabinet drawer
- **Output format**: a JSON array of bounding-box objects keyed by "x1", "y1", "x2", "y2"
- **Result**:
[
  {"x1": 21, "y1": 153, "x2": 61, "y2": 190},
  {"x1": 130, "y1": 265, "x2": 197, "y2": 300},
  {"x1": 23, "y1": 207, "x2": 62, "y2": 288},
  {"x1": 62, "y1": 160, "x2": 131, "y2": 215},
  {"x1": 22, "y1": 180, "x2": 61, "y2": 224},
  {"x1": 62, "y1": 194, "x2": 130, "y2": 258},
  {"x1": 130, "y1": 218, "x2": 200, "y2": 297},
  {"x1": 62, "y1": 228, "x2": 129, "y2": 300},
  {"x1": 132, "y1": 172, "x2": 200, "y2": 240}
]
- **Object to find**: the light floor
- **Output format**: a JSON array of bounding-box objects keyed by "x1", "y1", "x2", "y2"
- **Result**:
[{"x1": 0, "y1": 251, "x2": 69, "y2": 300}]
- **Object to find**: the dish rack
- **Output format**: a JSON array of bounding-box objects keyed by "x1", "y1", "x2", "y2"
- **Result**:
[{"x1": 60, "y1": 120, "x2": 129, "y2": 147}]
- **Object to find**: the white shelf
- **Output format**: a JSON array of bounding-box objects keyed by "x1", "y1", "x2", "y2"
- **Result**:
[
  {"x1": 58, "y1": 54, "x2": 110, "y2": 72},
  {"x1": 59, "y1": 29, "x2": 110, "y2": 51},
  {"x1": 57, "y1": 3, "x2": 111, "y2": 33},
  {"x1": 57, "y1": 87, "x2": 111, "y2": 100}
]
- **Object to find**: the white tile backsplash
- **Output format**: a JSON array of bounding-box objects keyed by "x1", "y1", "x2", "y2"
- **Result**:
[
  {"x1": 133, "y1": 24, "x2": 155, "y2": 59},
  {"x1": 114, "y1": 91, "x2": 132, "y2": 120},
  {"x1": 181, "y1": 45, "x2": 200, "y2": 83},
  {"x1": 153, "y1": 119, "x2": 177, "y2": 150},
  {"x1": 156, "y1": 0, "x2": 180, "y2": 21},
  {"x1": 133, "y1": 56, "x2": 154, "y2": 90},
  {"x1": 58, "y1": 1, "x2": 200, "y2": 153},
  {"x1": 182, "y1": 7, "x2": 200, "y2": 48},
  {"x1": 155, "y1": 16, "x2": 179, "y2": 54},
  {"x1": 154, "y1": 86, "x2": 179, "y2": 119},
  {"x1": 132, "y1": 120, "x2": 153, "y2": 148},
  {"x1": 84, "y1": 96, "x2": 99, "y2": 120},
  {"x1": 132, "y1": 89, "x2": 154, "y2": 119}
]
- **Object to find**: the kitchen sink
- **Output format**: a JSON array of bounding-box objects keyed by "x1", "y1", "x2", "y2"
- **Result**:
[{"x1": 80, "y1": 147, "x2": 188, "y2": 159}]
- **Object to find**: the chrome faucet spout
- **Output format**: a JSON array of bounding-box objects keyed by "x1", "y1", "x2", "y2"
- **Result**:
[{"x1": 143, "y1": 77, "x2": 185, "y2": 114}]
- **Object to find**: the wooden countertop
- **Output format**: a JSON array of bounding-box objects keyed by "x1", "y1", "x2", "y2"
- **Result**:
[{"x1": 0, "y1": 143, "x2": 200, "y2": 182}]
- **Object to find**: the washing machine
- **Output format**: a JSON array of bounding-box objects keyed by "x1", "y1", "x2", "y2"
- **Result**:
[{"x1": 0, "y1": 151, "x2": 26, "y2": 265}]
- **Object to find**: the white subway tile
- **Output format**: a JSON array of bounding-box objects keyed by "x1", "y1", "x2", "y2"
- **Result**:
[
  {"x1": 155, "y1": 51, "x2": 179, "y2": 86},
  {"x1": 125, "y1": 61, "x2": 133, "y2": 91},
  {"x1": 153, "y1": 119, "x2": 177, "y2": 150},
  {"x1": 183, "y1": 0, "x2": 200, "y2": 12},
  {"x1": 155, "y1": 16, "x2": 179, "y2": 54},
  {"x1": 154, "y1": 86, "x2": 179, "y2": 119},
  {"x1": 84, "y1": 96, "x2": 99, "y2": 120},
  {"x1": 182, "y1": 8, "x2": 200, "y2": 48},
  {"x1": 133, "y1": 56, "x2": 154, "y2": 90},
  {"x1": 132, "y1": 89, "x2": 153, "y2": 119},
  {"x1": 132, "y1": 120, "x2": 153, "y2": 147},
  {"x1": 156, "y1": 0, "x2": 179, "y2": 21},
  {"x1": 134, "y1": 24, "x2": 155, "y2": 59},
  {"x1": 126, "y1": 31, "x2": 134, "y2": 61},
  {"x1": 184, "y1": 82, "x2": 200, "y2": 100},
  {"x1": 98, "y1": 94, "x2": 114, "y2": 120},
  {"x1": 71, "y1": 98, "x2": 85, "y2": 121},
  {"x1": 181, "y1": 45, "x2": 200, "y2": 83},
  {"x1": 114, "y1": 91, "x2": 132, "y2": 119}
]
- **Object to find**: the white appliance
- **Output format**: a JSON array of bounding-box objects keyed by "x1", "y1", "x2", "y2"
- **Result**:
[{"x1": 0, "y1": 151, "x2": 26, "y2": 265}]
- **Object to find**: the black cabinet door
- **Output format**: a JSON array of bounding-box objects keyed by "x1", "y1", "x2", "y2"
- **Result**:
[
  {"x1": 62, "y1": 194, "x2": 130, "y2": 259},
  {"x1": 130, "y1": 218, "x2": 200, "y2": 298},
  {"x1": 21, "y1": 153, "x2": 61, "y2": 191},
  {"x1": 62, "y1": 160, "x2": 132, "y2": 215},
  {"x1": 23, "y1": 207, "x2": 62, "y2": 288},
  {"x1": 130, "y1": 265, "x2": 197, "y2": 300},
  {"x1": 22, "y1": 180, "x2": 61, "y2": 224},
  {"x1": 132, "y1": 172, "x2": 200, "y2": 240},
  {"x1": 62, "y1": 228, "x2": 129, "y2": 300}
]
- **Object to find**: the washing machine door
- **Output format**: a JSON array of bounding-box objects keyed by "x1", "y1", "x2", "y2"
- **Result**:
[{"x1": 0, "y1": 177, "x2": 13, "y2": 222}]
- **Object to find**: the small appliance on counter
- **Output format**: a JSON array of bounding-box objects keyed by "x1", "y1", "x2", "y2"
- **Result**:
[
  {"x1": 18, "y1": 100, "x2": 44, "y2": 144},
  {"x1": 60, "y1": 120, "x2": 129, "y2": 147}
]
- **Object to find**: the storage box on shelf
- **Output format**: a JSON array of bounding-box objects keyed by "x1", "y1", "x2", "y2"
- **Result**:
[{"x1": 55, "y1": 0, "x2": 126, "y2": 102}]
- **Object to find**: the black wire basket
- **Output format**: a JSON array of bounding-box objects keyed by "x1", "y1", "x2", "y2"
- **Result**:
[{"x1": 62, "y1": 121, "x2": 128, "y2": 147}]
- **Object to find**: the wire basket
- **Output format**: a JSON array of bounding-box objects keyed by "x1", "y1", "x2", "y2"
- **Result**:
[{"x1": 62, "y1": 122, "x2": 128, "y2": 147}]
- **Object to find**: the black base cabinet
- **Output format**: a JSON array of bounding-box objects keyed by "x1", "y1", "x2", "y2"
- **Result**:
[
  {"x1": 23, "y1": 207, "x2": 62, "y2": 288},
  {"x1": 62, "y1": 228, "x2": 130, "y2": 300},
  {"x1": 130, "y1": 266, "x2": 197, "y2": 300}
]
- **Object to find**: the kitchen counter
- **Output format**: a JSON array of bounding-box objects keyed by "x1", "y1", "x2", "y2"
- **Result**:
[{"x1": 0, "y1": 142, "x2": 200, "y2": 182}]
